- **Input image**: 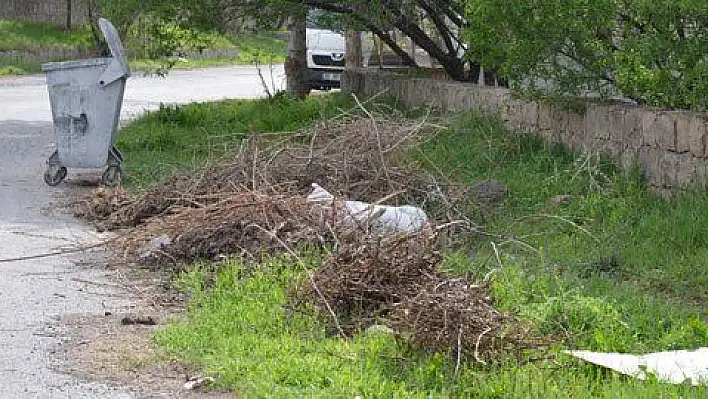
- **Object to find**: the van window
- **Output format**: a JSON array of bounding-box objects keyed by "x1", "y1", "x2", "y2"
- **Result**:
[{"x1": 307, "y1": 9, "x2": 343, "y2": 32}]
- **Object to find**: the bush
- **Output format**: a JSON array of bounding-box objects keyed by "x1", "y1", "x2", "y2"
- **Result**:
[{"x1": 465, "y1": 0, "x2": 708, "y2": 111}]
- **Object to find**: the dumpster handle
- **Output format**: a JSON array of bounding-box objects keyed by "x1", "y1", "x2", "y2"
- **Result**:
[
  {"x1": 97, "y1": 18, "x2": 130, "y2": 86},
  {"x1": 98, "y1": 58, "x2": 129, "y2": 87}
]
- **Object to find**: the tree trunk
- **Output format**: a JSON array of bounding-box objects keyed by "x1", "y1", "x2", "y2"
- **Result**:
[
  {"x1": 345, "y1": 29, "x2": 362, "y2": 68},
  {"x1": 66, "y1": 0, "x2": 72, "y2": 31},
  {"x1": 285, "y1": 10, "x2": 310, "y2": 99}
]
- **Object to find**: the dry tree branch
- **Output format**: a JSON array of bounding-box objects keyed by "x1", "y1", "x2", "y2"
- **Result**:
[
  {"x1": 352, "y1": 93, "x2": 392, "y2": 186},
  {"x1": 474, "y1": 327, "x2": 492, "y2": 365}
]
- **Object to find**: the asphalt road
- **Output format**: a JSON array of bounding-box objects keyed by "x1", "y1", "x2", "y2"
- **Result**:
[{"x1": 0, "y1": 65, "x2": 283, "y2": 397}]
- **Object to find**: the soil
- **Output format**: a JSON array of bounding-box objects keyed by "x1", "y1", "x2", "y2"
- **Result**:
[{"x1": 56, "y1": 260, "x2": 232, "y2": 398}]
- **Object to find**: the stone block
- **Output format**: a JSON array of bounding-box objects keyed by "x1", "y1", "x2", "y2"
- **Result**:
[
  {"x1": 608, "y1": 105, "x2": 627, "y2": 143},
  {"x1": 462, "y1": 88, "x2": 477, "y2": 112},
  {"x1": 538, "y1": 103, "x2": 553, "y2": 131},
  {"x1": 502, "y1": 99, "x2": 526, "y2": 130},
  {"x1": 550, "y1": 107, "x2": 569, "y2": 145},
  {"x1": 694, "y1": 157, "x2": 708, "y2": 186},
  {"x1": 440, "y1": 83, "x2": 455, "y2": 111},
  {"x1": 659, "y1": 151, "x2": 680, "y2": 188},
  {"x1": 674, "y1": 111, "x2": 693, "y2": 153},
  {"x1": 478, "y1": 87, "x2": 506, "y2": 114},
  {"x1": 686, "y1": 115, "x2": 707, "y2": 157},
  {"x1": 622, "y1": 107, "x2": 644, "y2": 149},
  {"x1": 638, "y1": 147, "x2": 662, "y2": 186},
  {"x1": 675, "y1": 154, "x2": 697, "y2": 187},
  {"x1": 640, "y1": 112, "x2": 658, "y2": 147},
  {"x1": 585, "y1": 104, "x2": 611, "y2": 140},
  {"x1": 658, "y1": 112, "x2": 679, "y2": 151},
  {"x1": 520, "y1": 101, "x2": 539, "y2": 131},
  {"x1": 567, "y1": 111, "x2": 585, "y2": 143},
  {"x1": 642, "y1": 111, "x2": 676, "y2": 149}
]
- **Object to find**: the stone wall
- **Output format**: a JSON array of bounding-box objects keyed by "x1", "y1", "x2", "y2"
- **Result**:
[
  {"x1": 0, "y1": 0, "x2": 89, "y2": 27},
  {"x1": 342, "y1": 69, "x2": 707, "y2": 192}
]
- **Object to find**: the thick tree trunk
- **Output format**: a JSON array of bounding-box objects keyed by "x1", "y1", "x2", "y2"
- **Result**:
[
  {"x1": 66, "y1": 0, "x2": 72, "y2": 31},
  {"x1": 345, "y1": 29, "x2": 362, "y2": 68},
  {"x1": 285, "y1": 10, "x2": 311, "y2": 99}
]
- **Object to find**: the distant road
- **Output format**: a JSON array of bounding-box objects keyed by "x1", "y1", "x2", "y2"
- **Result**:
[{"x1": 0, "y1": 64, "x2": 286, "y2": 122}]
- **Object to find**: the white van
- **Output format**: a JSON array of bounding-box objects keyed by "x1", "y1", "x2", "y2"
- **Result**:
[{"x1": 306, "y1": 27, "x2": 346, "y2": 90}]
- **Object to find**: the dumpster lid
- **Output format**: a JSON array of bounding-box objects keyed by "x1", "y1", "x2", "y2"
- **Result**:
[
  {"x1": 41, "y1": 57, "x2": 111, "y2": 72},
  {"x1": 98, "y1": 18, "x2": 131, "y2": 85}
]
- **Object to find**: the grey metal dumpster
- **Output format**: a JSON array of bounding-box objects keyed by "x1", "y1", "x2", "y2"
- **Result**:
[{"x1": 42, "y1": 18, "x2": 130, "y2": 187}]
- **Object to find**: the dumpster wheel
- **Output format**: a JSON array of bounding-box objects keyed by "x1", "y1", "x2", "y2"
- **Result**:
[
  {"x1": 44, "y1": 165, "x2": 67, "y2": 186},
  {"x1": 102, "y1": 166, "x2": 122, "y2": 187}
]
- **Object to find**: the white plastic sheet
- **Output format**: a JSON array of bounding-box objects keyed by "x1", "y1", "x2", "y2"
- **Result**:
[
  {"x1": 306, "y1": 183, "x2": 429, "y2": 233},
  {"x1": 565, "y1": 347, "x2": 708, "y2": 386}
]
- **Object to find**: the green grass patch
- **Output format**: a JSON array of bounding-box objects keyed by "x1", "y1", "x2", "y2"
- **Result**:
[
  {"x1": 230, "y1": 33, "x2": 287, "y2": 64},
  {"x1": 155, "y1": 257, "x2": 707, "y2": 397},
  {"x1": 420, "y1": 113, "x2": 708, "y2": 302},
  {"x1": 128, "y1": 57, "x2": 243, "y2": 73},
  {"x1": 0, "y1": 57, "x2": 41, "y2": 76},
  {"x1": 0, "y1": 19, "x2": 92, "y2": 52},
  {"x1": 115, "y1": 93, "x2": 353, "y2": 188},
  {"x1": 0, "y1": 19, "x2": 285, "y2": 76}
]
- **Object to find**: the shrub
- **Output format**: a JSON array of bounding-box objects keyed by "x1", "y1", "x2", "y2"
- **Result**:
[{"x1": 465, "y1": 0, "x2": 708, "y2": 111}]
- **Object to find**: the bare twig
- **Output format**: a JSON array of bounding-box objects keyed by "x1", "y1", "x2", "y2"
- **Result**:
[{"x1": 474, "y1": 327, "x2": 492, "y2": 365}]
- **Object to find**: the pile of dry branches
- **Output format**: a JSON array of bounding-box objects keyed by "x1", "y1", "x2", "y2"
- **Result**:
[
  {"x1": 388, "y1": 279, "x2": 538, "y2": 364},
  {"x1": 111, "y1": 191, "x2": 335, "y2": 267},
  {"x1": 76, "y1": 115, "x2": 450, "y2": 230},
  {"x1": 74, "y1": 111, "x2": 473, "y2": 266},
  {"x1": 74, "y1": 105, "x2": 542, "y2": 362},
  {"x1": 291, "y1": 230, "x2": 541, "y2": 362},
  {"x1": 293, "y1": 231, "x2": 443, "y2": 333}
]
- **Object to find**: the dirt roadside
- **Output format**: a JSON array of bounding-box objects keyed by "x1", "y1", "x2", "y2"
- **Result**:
[{"x1": 0, "y1": 120, "x2": 227, "y2": 398}]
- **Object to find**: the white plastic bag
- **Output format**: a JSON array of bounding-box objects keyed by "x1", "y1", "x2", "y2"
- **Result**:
[
  {"x1": 566, "y1": 347, "x2": 708, "y2": 386},
  {"x1": 307, "y1": 183, "x2": 428, "y2": 233}
]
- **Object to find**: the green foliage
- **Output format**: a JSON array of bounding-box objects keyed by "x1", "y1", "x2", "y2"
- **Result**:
[
  {"x1": 465, "y1": 0, "x2": 708, "y2": 110},
  {"x1": 127, "y1": 15, "x2": 234, "y2": 59}
]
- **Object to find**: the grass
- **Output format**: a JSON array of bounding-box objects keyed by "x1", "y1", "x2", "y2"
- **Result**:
[
  {"x1": 420, "y1": 114, "x2": 708, "y2": 303},
  {"x1": 0, "y1": 20, "x2": 92, "y2": 52},
  {"x1": 115, "y1": 93, "x2": 354, "y2": 188},
  {"x1": 155, "y1": 257, "x2": 707, "y2": 397},
  {"x1": 229, "y1": 33, "x2": 287, "y2": 64},
  {"x1": 0, "y1": 57, "x2": 42, "y2": 75},
  {"x1": 114, "y1": 95, "x2": 707, "y2": 396},
  {"x1": 0, "y1": 19, "x2": 92, "y2": 76}
]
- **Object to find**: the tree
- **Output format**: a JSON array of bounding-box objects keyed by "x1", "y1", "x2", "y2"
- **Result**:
[
  {"x1": 222, "y1": 0, "x2": 478, "y2": 81},
  {"x1": 465, "y1": 0, "x2": 708, "y2": 110},
  {"x1": 285, "y1": 8, "x2": 311, "y2": 98},
  {"x1": 345, "y1": 28, "x2": 362, "y2": 68},
  {"x1": 66, "y1": 0, "x2": 72, "y2": 31}
]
